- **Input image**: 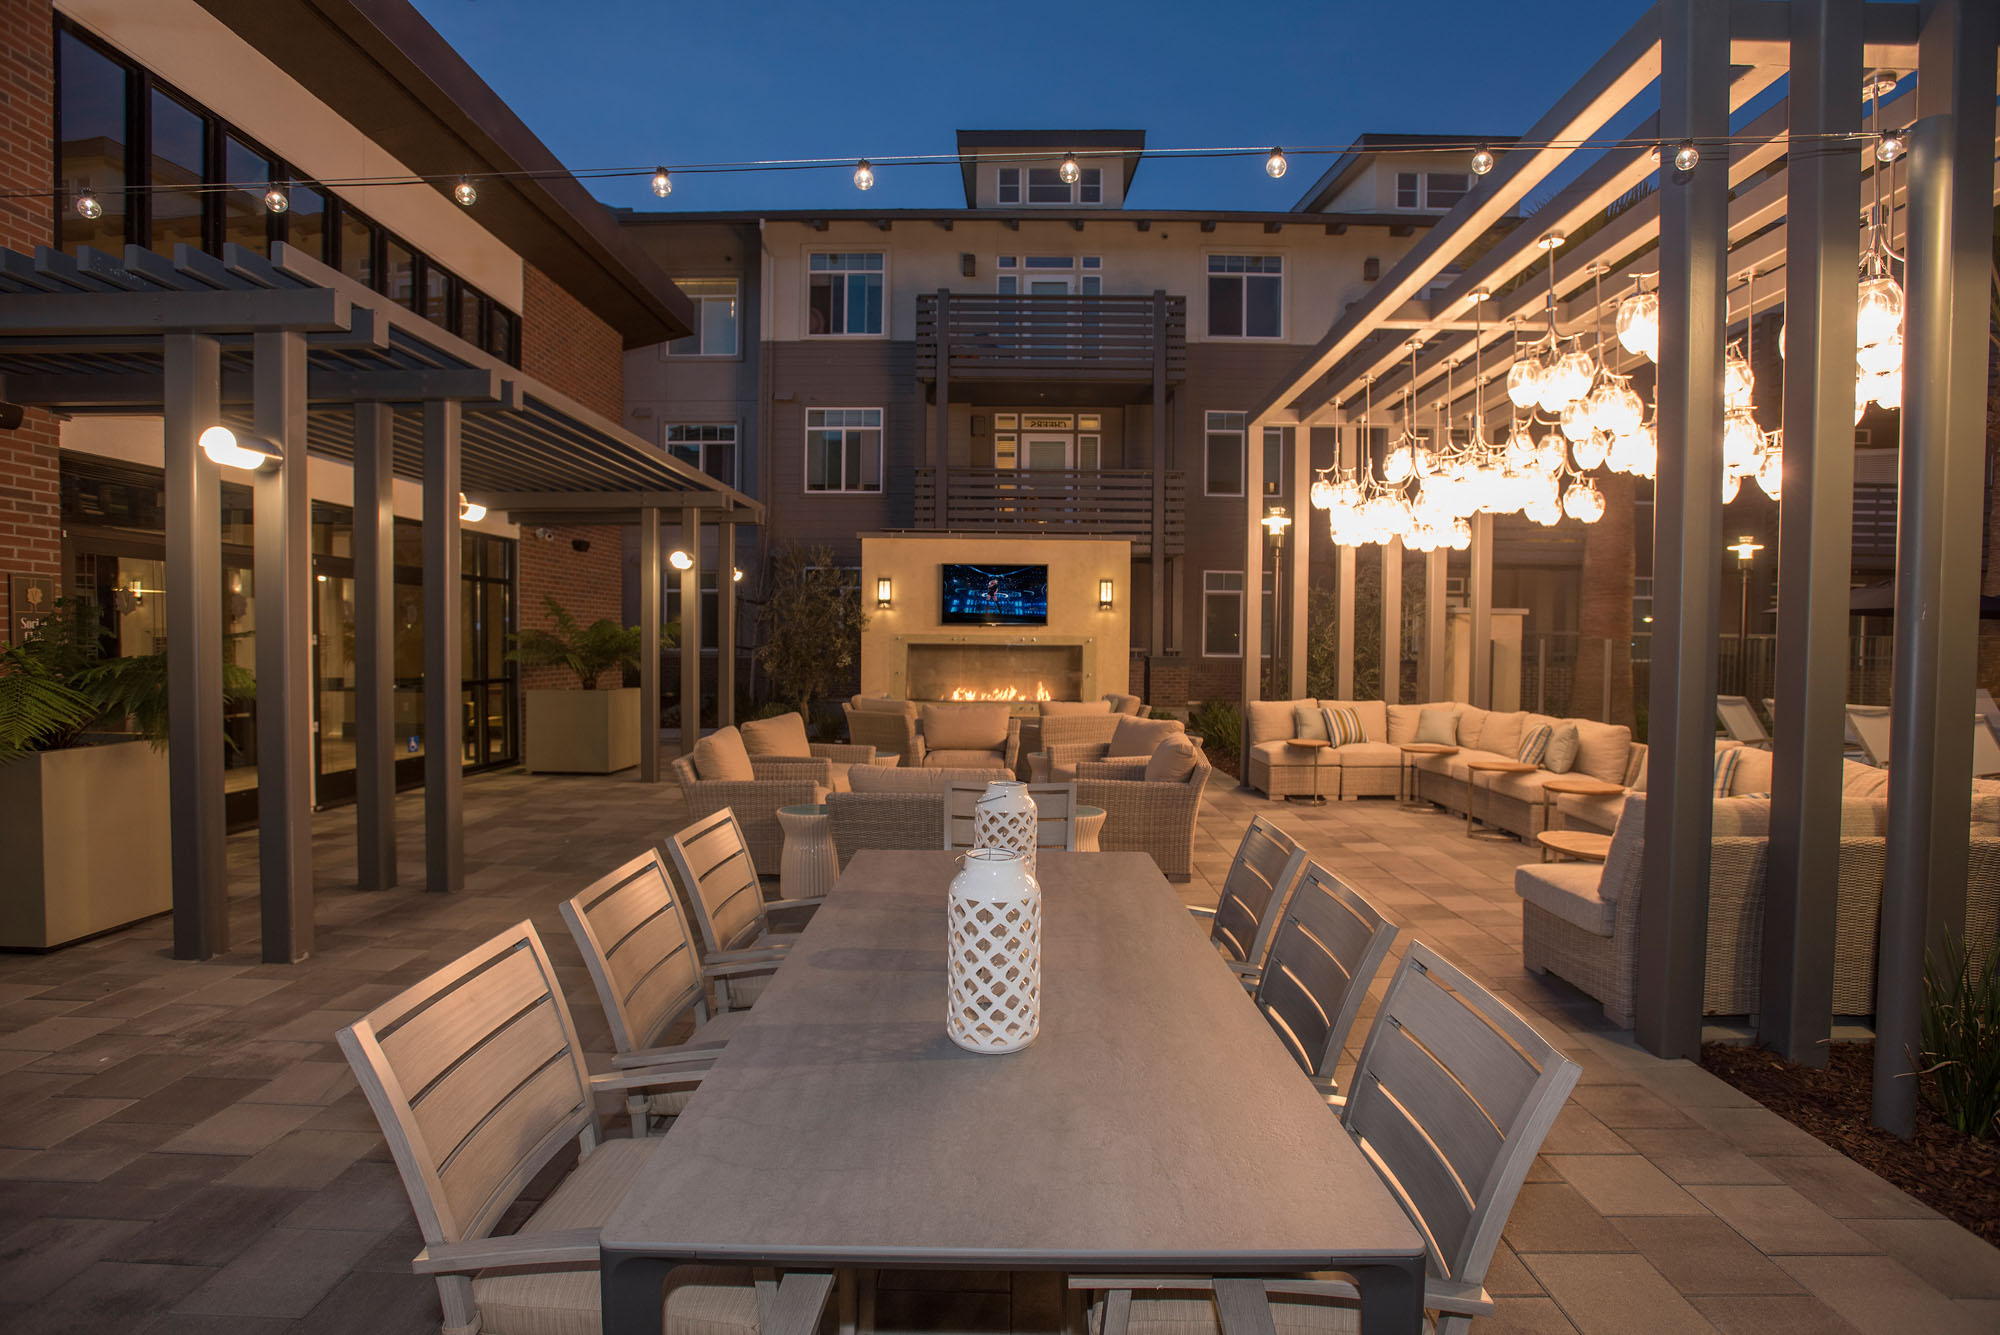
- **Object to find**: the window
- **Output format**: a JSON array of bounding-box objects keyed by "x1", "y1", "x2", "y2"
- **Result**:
[
  {"x1": 666, "y1": 279, "x2": 739, "y2": 356},
  {"x1": 1204, "y1": 571, "x2": 1245, "y2": 657},
  {"x1": 1205, "y1": 411, "x2": 1246, "y2": 496},
  {"x1": 805, "y1": 408, "x2": 883, "y2": 492},
  {"x1": 1263, "y1": 426, "x2": 1290, "y2": 496},
  {"x1": 808, "y1": 253, "x2": 884, "y2": 335},
  {"x1": 57, "y1": 29, "x2": 128, "y2": 254},
  {"x1": 1207, "y1": 255, "x2": 1283, "y2": 338},
  {"x1": 1080, "y1": 169, "x2": 1103, "y2": 204},
  {"x1": 1395, "y1": 171, "x2": 1471, "y2": 211},
  {"x1": 995, "y1": 255, "x2": 1102, "y2": 295},
  {"x1": 668, "y1": 571, "x2": 726, "y2": 651},
  {"x1": 997, "y1": 167, "x2": 1020, "y2": 204},
  {"x1": 148, "y1": 89, "x2": 206, "y2": 255},
  {"x1": 1023, "y1": 165, "x2": 1102, "y2": 205},
  {"x1": 664, "y1": 423, "x2": 738, "y2": 488}
]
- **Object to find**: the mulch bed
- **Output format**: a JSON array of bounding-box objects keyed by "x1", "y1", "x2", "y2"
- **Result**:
[{"x1": 1699, "y1": 1040, "x2": 2000, "y2": 1245}]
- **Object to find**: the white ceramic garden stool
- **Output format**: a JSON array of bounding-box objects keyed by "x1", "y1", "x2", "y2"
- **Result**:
[
  {"x1": 945, "y1": 847, "x2": 1042, "y2": 1054},
  {"x1": 776, "y1": 803, "x2": 838, "y2": 900}
]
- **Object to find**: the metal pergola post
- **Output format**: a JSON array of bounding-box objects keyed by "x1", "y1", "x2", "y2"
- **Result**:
[
  {"x1": 423, "y1": 398, "x2": 464, "y2": 895},
  {"x1": 1336, "y1": 427, "x2": 1356, "y2": 700},
  {"x1": 1763, "y1": 0, "x2": 1862, "y2": 1065},
  {"x1": 252, "y1": 329, "x2": 313, "y2": 963},
  {"x1": 718, "y1": 520, "x2": 737, "y2": 726},
  {"x1": 1877, "y1": 0, "x2": 1998, "y2": 1137},
  {"x1": 1152, "y1": 292, "x2": 1169, "y2": 660},
  {"x1": 1469, "y1": 514, "x2": 1493, "y2": 707},
  {"x1": 639, "y1": 505, "x2": 662, "y2": 783},
  {"x1": 163, "y1": 333, "x2": 227, "y2": 960},
  {"x1": 1425, "y1": 547, "x2": 1447, "y2": 701},
  {"x1": 353, "y1": 402, "x2": 397, "y2": 892},
  {"x1": 1382, "y1": 539, "x2": 1403, "y2": 705},
  {"x1": 1290, "y1": 426, "x2": 1311, "y2": 698},
  {"x1": 680, "y1": 506, "x2": 703, "y2": 755},
  {"x1": 1636, "y1": 0, "x2": 1730, "y2": 1059}
]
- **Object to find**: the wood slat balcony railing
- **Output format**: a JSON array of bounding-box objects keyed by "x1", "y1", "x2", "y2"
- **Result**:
[
  {"x1": 916, "y1": 292, "x2": 1186, "y2": 383},
  {"x1": 912, "y1": 468, "x2": 1185, "y2": 555}
]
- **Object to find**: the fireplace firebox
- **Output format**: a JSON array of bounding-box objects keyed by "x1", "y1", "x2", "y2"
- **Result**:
[{"x1": 905, "y1": 643, "x2": 1085, "y2": 703}]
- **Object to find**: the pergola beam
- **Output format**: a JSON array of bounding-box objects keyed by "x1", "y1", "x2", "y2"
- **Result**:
[
  {"x1": 0, "y1": 287, "x2": 350, "y2": 334},
  {"x1": 484, "y1": 490, "x2": 764, "y2": 515},
  {"x1": 0, "y1": 366, "x2": 504, "y2": 408}
]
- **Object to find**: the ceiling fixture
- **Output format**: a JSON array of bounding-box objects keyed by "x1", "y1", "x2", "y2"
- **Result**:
[
  {"x1": 1058, "y1": 153, "x2": 1081, "y2": 185},
  {"x1": 853, "y1": 159, "x2": 875, "y2": 191},
  {"x1": 1470, "y1": 144, "x2": 1495, "y2": 176},
  {"x1": 1265, "y1": 148, "x2": 1288, "y2": 179},
  {"x1": 263, "y1": 184, "x2": 289, "y2": 214},
  {"x1": 670, "y1": 550, "x2": 693, "y2": 570},
  {"x1": 453, "y1": 178, "x2": 478, "y2": 206},
  {"x1": 651, "y1": 167, "x2": 672, "y2": 198}
]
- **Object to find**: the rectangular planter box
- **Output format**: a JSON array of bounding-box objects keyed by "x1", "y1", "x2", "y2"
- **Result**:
[
  {"x1": 0, "y1": 740, "x2": 171, "y2": 950},
  {"x1": 524, "y1": 687, "x2": 640, "y2": 774}
]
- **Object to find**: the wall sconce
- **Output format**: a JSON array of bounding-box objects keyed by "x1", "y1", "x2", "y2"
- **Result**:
[
  {"x1": 876, "y1": 576, "x2": 893, "y2": 608},
  {"x1": 1098, "y1": 578, "x2": 1115, "y2": 611},
  {"x1": 669, "y1": 550, "x2": 693, "y2": 570},
  {"x1": 198, "y1": 425, "x2": 281, "y2": 470},
  {"x1": 457, "y1": 493, "x2": 486, "y2": 523}
]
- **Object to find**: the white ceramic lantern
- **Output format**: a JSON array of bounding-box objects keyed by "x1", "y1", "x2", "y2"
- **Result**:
[
  {"x1": 946, "y1": 848, "x2": 1042, "y2": 1054},
  {"x1": 973, "y1": 780, "x2": 1039, "y2": 875}
]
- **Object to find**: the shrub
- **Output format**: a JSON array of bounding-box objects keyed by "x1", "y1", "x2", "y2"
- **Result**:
[
  {"x1": 754, "y1": 543, "x2": 868, "y2": 718},
  {"x1": 1187, "y1": 697, "x2": 1243, "y2": 779},
  {"x1": 1920, "y1": 929, "x2": 2000, "y2": 1140}
]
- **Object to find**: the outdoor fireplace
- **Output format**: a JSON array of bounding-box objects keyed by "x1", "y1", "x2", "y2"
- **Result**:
[{"x1": 905, "y1": 643, "x2": 1085, "y2": 703}]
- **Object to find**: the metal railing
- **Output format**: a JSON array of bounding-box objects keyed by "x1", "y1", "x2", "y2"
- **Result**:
[
  {"x1": 916, "y1": 292, "x2": 1187, "y2": 381},
  {"x1": 912, "y1": 467, "x2": 1185, "y2": 555},
  {"x1": 1519, "y1": 629, "x2": 1899, "y2": 724}
]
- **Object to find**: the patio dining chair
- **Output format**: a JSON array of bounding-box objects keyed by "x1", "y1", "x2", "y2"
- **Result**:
[
  {"x1": 665, "y1": 807, "x2": 823, "y2": 1011},
  {"x1": 1253, "y1": 862, "x2": 1397, "y2": 1107},
  {"x1": 1189, "y1": 814, "x2": 1308, "y2": 989},
  {"x1": 337, "y1": 921, "x2": 781, "y2": 1335},
  {"x1": 941, "y1": 781, "x2": 1079, "y2": 853},
  {"x1": 562, "y1": 847, "x2": 756, "y2": 1132},
  {"x1": 1075, "y1": 941, "x2": 1580, "y2": 1335}
]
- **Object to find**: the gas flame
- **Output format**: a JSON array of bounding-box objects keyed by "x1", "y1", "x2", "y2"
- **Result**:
[{"x1": 947, "y1": 681, "x2": 1053, "y2": 702}]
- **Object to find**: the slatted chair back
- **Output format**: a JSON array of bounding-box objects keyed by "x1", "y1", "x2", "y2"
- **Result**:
[
  {"x1": 336, "y1": 922, "x2": 598, "y2": 1253},
  {"x1": 1342, "y1": 941, "x2": 1581, "y2": 1290},
  {"x1": 1846, "y1": 704, "x2": 1891, "y2": 767},
  {"x1": 664, "y1": 808, "x2": 766, "y2": 955},
  {"x1": 561, "y1": 848, "x2": 709, "y2": 1057},
  {"x1": 1210, "y1": 815, "x2": 1308, "y2": 971},
  {"x1": 1255, "y1": 862, "x2": 1397, "y2": 1084},
  {"x1": 943, "y1": 782, "x2": 1080, "y2": 852},
  {"x1": 1715, "y1": 695, "x2": 1768, "y2": 745}
]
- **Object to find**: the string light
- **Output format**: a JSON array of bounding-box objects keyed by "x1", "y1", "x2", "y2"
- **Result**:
[
  {"x1": 1058, "y1": 153, "x2": 1081, "y2": 185},
  {"x1": 651, "y1": 167, "x2": 672, "y2": 197},
  {"x1": 452, "y1": 178, "x2": 477, "y2": 206},
  {"x1": 1471, "y1": 144, "x2": 1495, "y2": 176},
  {"x1": 1265, "y1": 147, "x2": 1288, "y2": 178},
  {"x1": 853, "y1": 159, "x2": 874, "y2": 191},
  {"x1": 74, "y1": 191, "x2": 102, "y2": 219},
  {"x1": 1876, "y1": 129, "x2": 1905, "y2": 164},
  {"x1": 262, "y1": 184, "x2": 289, "y2": 213},
  {"x1": 1673, "y1": 141, "x2": 1700, "y2": 172}
]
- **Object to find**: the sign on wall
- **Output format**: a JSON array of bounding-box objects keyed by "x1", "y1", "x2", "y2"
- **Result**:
[{"x1": 7, "y1": 575, "x2": 55, "y2": 646}]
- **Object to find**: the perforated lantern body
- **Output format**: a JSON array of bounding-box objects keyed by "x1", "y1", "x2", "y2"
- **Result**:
[
  {"x1": 973, "y1": 780, "x2": 1039, "y2": 876},
  {"x1": 946, "y1": 848, "x2": 1042, "y2": 1054}
]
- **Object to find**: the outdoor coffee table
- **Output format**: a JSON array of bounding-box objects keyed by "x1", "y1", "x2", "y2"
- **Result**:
[
  {"x1": 1465, "y1": 759, "x2": 1537, "y2": 840},
  {"x1": 1282, "y1": 737, "x2": 1331, "y2": 804},
  {"x1": 598, "y1": 850, "x2": 1428, "y2": 1335},
  {"x1": 1536, "y1": 829, "x2": 1613, "y2": 863},
  {"x1": 776, "y1": 803, "x2": 838, "y2": 899},
  {"x1": 1398, "y1": 743, "x2": 1458, "y2": 807},
  {"x1": 1536, "y1": 775, "x2": 1625, "y2": 852},
  {"x1": 1073, "y1": 803, "x2": 1106, "y2": 852}
]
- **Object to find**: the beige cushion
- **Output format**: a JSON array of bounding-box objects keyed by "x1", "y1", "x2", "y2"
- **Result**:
[
  {"x1": 850, "y1": 764, "x2": 1010, "y2": 793},
  {"x1": 1726, "y1": 746, "x2": 1774, "y2": 796},
  {"x1": 1711, "y1": 796, "x2": 1774, "y2": 836},
  {"x1": 1492, "y1": 768, "x2": 1556, "y2": 803},
  {"x1": 739, "y1": 712, "x2": 811, "y2": 757},
  {"x1": 1515, "y1": 862, "x2": 1618, "y2": 936},
  {"x1": 1247, "y1": 698, "x2": 1312, "y2": 749},
  {"x1": 1252, "y1": 739, "x2": 1337, "y2": 769},
  {"x1": 1455, "y1": 705, "x2": 1492, "y2": 751},
  {"x1": 920, "y1": 703, "x2": 1009, "y2": 751},
  {"x1": 926, "y1": 748, "x2": 1006, "y2": 768},
  {"x1": 1293, "y1": 704, "x2": 1329, "y2": 742},
  {"x1": 1320, "y1": 699, "x2": 1387, "y2": 743},
  {"x1": 1385, "y1": 704, "x2": 1421, "y2": 745},
  {"x1": 691, "y1": 726, "x2": 754, "y2": 782},
  {"x1": 1843, "y1": 762, "x2": 1890, "y2": 799},
  {"x1": 1557, "y1": 790, "x2": 1625, "y2": 834},
  {"x1": 1572, "y1": 719, "x2": 1633, "y2": 783},
  {"x1": 472, "y1": 1138, "x2": 757, "y2": 1335},
  {"x1": 1041, "y1": 699, "x2": 1111, "y2": 716},
  {"x1": 1105, "y1": 693, "x2": 1145, "y2": 716},
  {"x1": 1145, "y1": 733, "x2": 1202, "y2": 783},
  {"x1": 850, "y1": 695, "x2": 917, "y2": 717},
  {"x1": 1476, "y1": 711, "x2": 1526, "y2": 759},
  {"x1": 1110, "y1": 715, "x2": 1184, "y2": 757},
  {"x1": 1414, "y1": 706, "x2": 1459, "y2": 745},
  {"x1": 1329, "y1": 741, "x2": 1400, "y2": 769},
  {"x1": 1544, "y1": 722, "x2": 1581, "y2": 774}
]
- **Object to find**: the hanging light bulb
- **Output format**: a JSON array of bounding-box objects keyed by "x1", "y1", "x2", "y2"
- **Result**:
[
  {"x1": 1265, "y1": 147, "x2": 1288, "y2": 179},
  {"x1": 1503, "y1": 425, "x2": 1536, "y2": 470},
  {"x1": 1471, "y1": 144, "x2": 1495, "y2": 176},
  {"x1": 853, "y1": 159, "x2": 875, "y2": 191},
  {"x1": 1673, "y1": 141, "x2": 1700, "y2": 172},
  {"x1": 1552, "y1": 348, "x2": 1596, "y2": 404},
  {"x1": 1450, "y1": 518, "x2": 1472, "y2": 550},
  {"x1": 1855, "y1": 275, "x2": 1904, "y2": 349},
  {"x1": 1534, "y1": 434, "x2": 1567, "y2": 475},
  {"x1": 1723, "y1": 351, "x2": 1755, "y2": 410},
  {"x1": 1722, "y1": 468, "x2": 1743, "y2": 503},
  {"x1": 1856, "y1": 335, "x2": 1903, "y2": 377},
  {"x1": 1586, "y1": 379, "x2": 1644, "y2": 436},
  {"x1": 1876, "y1": 128, "x2": 1906, "y2": 164},
  {"x1": 651, "y1": 167, "x2": 673, "y2": 198},
  {"x1": 1559, "y1": 399, "x2": 1593, "y2": 443},
  {"x1": 1382, "y1": 442, "x2": 1414, "y2": 484},
  {"x1": 74, "y1": 191, "x2": 102, "y2": 220},
  {"x1": 453, "y1": 178, "x2": 477, "y2": 206},
  {"x1": 1756, "y1": 446, "x2": 1783, "y2": 499},
  {"x1": 263, "y1": 184, "x2": 290, "y2": 214},
  {"x1": 1871, "y1": 366, "x2": 1903, "y2": 411},
  {"x1": 1309, "y1": 475, "x2": 1333, "y2": 510},
  {"x1": 1058, "y1": 153, "x2": 1081, "y2": 185},
  {"x1": 1615, "y1": 290, "x2": 1659, "y2": 360},
  {"x1": 1630, "y1": 422, "x2": 1658, "y2": 478},
  {"x1": 1506, "y1": 359, "x2": 1543, "y2": 409},
  {"x1": 1572, "y1": 430, "x2": 1612, "y2": 472},
  {"x1": 1537, "y1": 361, "x2": 1570, "y2": 414},
  {"x1": 1723, "y1": 409, "x2": 1764, "y2": 471}
]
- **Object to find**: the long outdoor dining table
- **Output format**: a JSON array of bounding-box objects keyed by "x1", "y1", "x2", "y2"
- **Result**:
[{"x1": 599, "y1": 850, "x2": 1429, "y2": 1334}]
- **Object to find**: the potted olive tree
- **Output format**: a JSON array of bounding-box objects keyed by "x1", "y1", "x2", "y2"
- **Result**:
[
  {"x1": 511, "y1": 595, "x2": 676, "y2": 774},
  {"x1": 0, "y1": 599, "x2": 252, "y2": 949}
]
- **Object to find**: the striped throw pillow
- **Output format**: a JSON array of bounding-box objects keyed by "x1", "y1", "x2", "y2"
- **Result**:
[
  {"x1": 1517, "y1": 723, "x2": 1554, "y2": 767},
  {"x1": 1321, "y1": 705, "x2": 1368, "y2": 747},
  {"x1": 1713, "y1": 746, "x2": 1744, "y2": 796}
]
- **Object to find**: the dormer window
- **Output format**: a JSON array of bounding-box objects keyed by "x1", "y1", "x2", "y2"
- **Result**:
[
  {"x1": 1395, "y1": 171, "x2": 1472, "y2": 211},
  {"x1": 997, "y1": 167, "x2": 1020, "y2": 204},
  {"x1": 1022, "y1": 165, "x2": 1102, "y2": 205}
]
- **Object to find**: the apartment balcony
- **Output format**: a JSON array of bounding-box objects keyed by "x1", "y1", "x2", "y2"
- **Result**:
[
  {"x1": 913, "y1": 467, "x2": 1186, "y2": 556},
  {"x1": 916, "y1": 292, "x2": 1187, "y2": 389}
]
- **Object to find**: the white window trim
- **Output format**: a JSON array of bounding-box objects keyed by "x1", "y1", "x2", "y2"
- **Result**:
[
  {"x1": 1203, "y1": 570, "x2": 1245, "y2": 659},
  {"x1": 803, "y1": 249, "x2": 890, "y2": 339},
  {"x1": 1203, "y1": 252, "x2": 1286, "y2": 342},
  {"x1": 661, "y1": 278, "x2": 740, "y2": 358},
  {"x1": 1204, "y1": 410, "x2": 1247, "y2": 498},
  {"x1": 802, "y1": 406, "x2": 885, "y2": 495},
  {"x1": 661, "y1": 421, "x2": 740, "y2": 489}
]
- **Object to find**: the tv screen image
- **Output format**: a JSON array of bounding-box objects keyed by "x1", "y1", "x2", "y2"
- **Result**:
[{"x1": 940, "y1": 563, "x2": 1049, "y2": 626}]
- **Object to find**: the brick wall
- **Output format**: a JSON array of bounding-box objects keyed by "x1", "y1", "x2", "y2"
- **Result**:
[
  {"x1": 0, "y1": 0, "x2": 61, "y2": 638},
  {"x1": 516, "y1": 524, "x2": 626, "y2": 690},
  {"x1": 521, "y1": 262, "x2": 624, "y2": 421}
]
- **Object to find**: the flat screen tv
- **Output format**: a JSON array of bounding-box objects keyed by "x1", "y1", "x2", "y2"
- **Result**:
[{"x1": 940, "y1": 563, "x2": 1049, "y2": 627}]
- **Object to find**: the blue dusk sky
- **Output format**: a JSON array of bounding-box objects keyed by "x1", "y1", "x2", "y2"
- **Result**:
[{"x1": 408, "y1": 0, "x2": 1656, "y2": 214}]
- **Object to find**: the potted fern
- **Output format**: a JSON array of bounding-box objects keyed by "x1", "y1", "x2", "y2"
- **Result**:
[
  {"x1": 0, "y1": 599, "x2": 251, "y2": 949},
  {"x1": 510, "y1": 594, "x2": 676, "y2": 774}
]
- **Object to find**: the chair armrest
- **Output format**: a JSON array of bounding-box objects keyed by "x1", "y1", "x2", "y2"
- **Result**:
[
  {"x1": 589, "y1": 1064, "x2": 710, "y2": 1095},
  {"x1": 811, "y1": 743, "x2": 876, "y2": 764},
  {"x1": 1186, "y1": 904, "x2": 1217, "y2": 920},
  {"x1": 766, "y1": 895, "x2": 826, "y2": 912},
  {"x1": 413, "y1": 1227, "x2": 600, "y2": 1275},
  {"x1": 750, "y1": 756, "x2": 834, "y2": 783},
  {"x1": 1077, "y1": 757, "x2": 1148, "y2": 781},
  {"x1": 707, "y1": 945, "x2": 790, "y2": 966},
  {"x1": 609, "y1": 1042, "x2": 729, "y2": 1069}
]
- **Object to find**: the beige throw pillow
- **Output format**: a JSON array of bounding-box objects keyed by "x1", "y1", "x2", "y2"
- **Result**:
[
  {"x1": 920, "y1": 703, "x2": 1009, "y2": 751},
  {"x1": 1414, "y1": 707, "x2": 1459, "y2": 745},
  {"x1": 691, "y1": 725, "x2": 755, "y2": 781},
  {"x1": 1543, "y1": 722, "x2": 1581, "y2": 773},
  {"x1": 1144, "y1": 733, "x2": 1201, "y2": 783},
  {"x1": 1109, "y1": 715, "x2": 1183, "y2": 757},
  {"x1": 1293, "y1": 704, "x2": 1329, "y2": 742},
  {"x1": 740, "y1": 712, "x2": 811, "y2": 757}
]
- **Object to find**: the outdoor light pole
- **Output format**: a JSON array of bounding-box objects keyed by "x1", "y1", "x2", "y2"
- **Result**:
[
  {"x1": 1729, "y1": 536, "x2": 1763, "y2": 693},
  {"x1": 1263, "y1": 508, "x2": 1291, "y2": 697}
]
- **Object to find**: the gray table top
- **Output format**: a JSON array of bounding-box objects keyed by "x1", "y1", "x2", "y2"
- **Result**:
[{"x1": 598, "y1": 850, "x2": 1425, "y2": 1270}]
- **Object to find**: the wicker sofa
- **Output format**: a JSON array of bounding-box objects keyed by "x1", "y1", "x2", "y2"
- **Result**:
[
  {"x1": 1402, "y1": 706, "x2": 1640, "y2": 837},
  {"x1": 1245, "y1": 698, "x2": 1404, "y2": 800},
  {"x1": 823, "y1": 765, "x2": 1012, "y2": 868},
  {"x1": 1516, "y1": 791, "x2": 2000, "y2": 1026},
  {"x1": 1551, "y1": 744, "x2": 1894, "y2": 835}
]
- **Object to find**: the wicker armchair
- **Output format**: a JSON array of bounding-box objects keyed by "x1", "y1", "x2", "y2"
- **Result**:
[
  {"x1": 669, "y1": 751, "x2": 830, "y2": 872},
  {"x1": 843, "y1": 701, "x2": 923, "y2": 765},
  {"x1": 1075, "y1": 754, "x2": 1212, "y2": 883},
  {"x1": 824, "y1": 766, "x2": 1013, "y2": 868}
]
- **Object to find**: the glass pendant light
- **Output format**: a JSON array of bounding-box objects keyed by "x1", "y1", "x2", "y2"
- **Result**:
[
  {"x1": 1756, "y1": 446, "x2": 1783, "y2": 500},
  {"x1": 1615, "y1": 287, "x2": 1659, "y2": 361},
  {"x1": 1723, "y1": 409, "x2": 1763, "y2": 471},
  {"x1": 1571, "y1": 430, "x2": 1611, "y2": 472}
]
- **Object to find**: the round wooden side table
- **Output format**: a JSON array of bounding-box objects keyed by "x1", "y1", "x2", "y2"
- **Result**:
[
  {"x1": 1398, "y1": 743, "x2": 1459, "y2": 807},
  {"x1": 1536, "y1": 830, "x2": 1613, "y2": 863},
  {"x1": 776, "y1": 803, "x2": 838, "y2": 899},
  {"x1": 1464, "y1": 759, "x2": 1537, "y2": 840},
  {"x1": 1537, "y1": 775, "x2": 1626, "y2": 853},
  {"x1": 1282, "y1": 738, "x2": 1331, "y2": 805}
]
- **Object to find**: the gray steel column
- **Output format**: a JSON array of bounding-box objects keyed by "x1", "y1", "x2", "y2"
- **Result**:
[
  {"x1": 935, "y1": 290, "x2": 951, "y2": 524},
  {"x1": 1877, "y1": 0, "x2": 1997, "y2": 1137},
  {"x1": 1290, "y1": 427, "x2": 1310, "y2": 698},
  {"x1": 1425, "y1": 548, "x2": 1447, "y2": 700},
  {"x1": 353, "y1": 403, "x2": 397, "y2": 892},
  {"x1": 680, "y1": 507, "x2": 703, "y2": 756},
  {"x1": 252, "y1": 330, "x2": 312, "y2": 963},
  {"x1": 1152, "y1": 293, "x2": 1169, "y2": 659},
  {"x1": 1243, "y1": 415, "x2": 1266, "y2": 707},
  {"x1": 638, "y1": 506, "x2": 661, "y2": 783},
  {"x1": 1764, "y1": 0, "x2": 1861, "y2": 1065},
  {"x1": 1337, "y1": 429, "x2": 1355, "y2": 699},
  {"x1": 718, "y1": 521, "x2": 737, "y2": 726},
  {"x1": 1469, "y1": 515, "x2": 1493, "y2": 707},
  {"x1": 163, "y1": 334, "x2": 227, "y2": 960},
  {"x1": 422, "y1": 399, "x2": 463, "y2": 895},
  {"x1": 1636, "y1": 0, "x2": 1729, "y2": 1059},
  {"x1": 1382, "y1": 539, "x2": 1403, "y2": 705}
]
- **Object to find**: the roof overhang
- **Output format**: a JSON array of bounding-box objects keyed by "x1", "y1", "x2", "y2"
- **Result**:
[{"x1": 955, "y1": 130, "x2": 1147, "y2": 207}]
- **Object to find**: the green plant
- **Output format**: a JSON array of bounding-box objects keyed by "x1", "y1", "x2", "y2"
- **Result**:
[
  {"x1": 754, "y1": 543, "x2": 868, "y2": 718},
  {"x1": 1919, "y1": 929, "x2": 2000, "y2": 1140},
  {"x1": 1187, "y1": 697, "x2": 1243, "y2": 779},
  {"x1": 509, "y1": 594, "x2": 676, "y2": 689}
]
